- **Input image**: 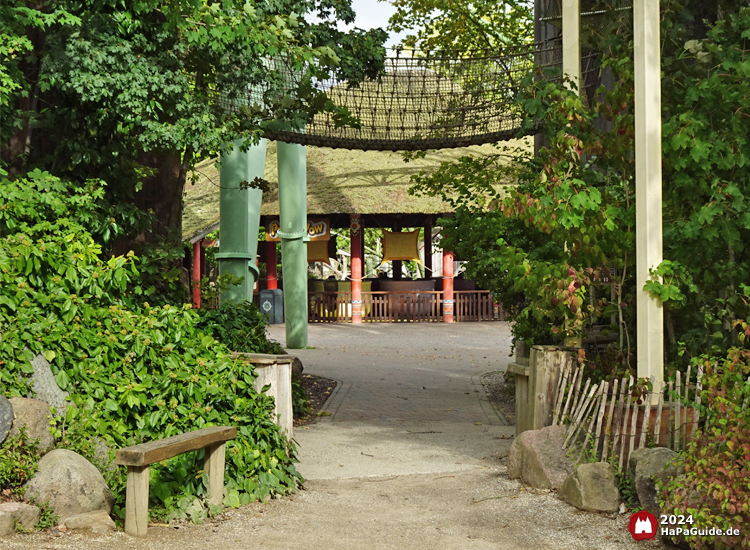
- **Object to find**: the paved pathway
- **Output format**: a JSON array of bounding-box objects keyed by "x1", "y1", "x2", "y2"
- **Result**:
[
  {"x1": 4, "y1": 322, "x2": 672, "y2": 549},
  {"x1": 268, "y1": 322, "x2": 516, "y2": 480}
]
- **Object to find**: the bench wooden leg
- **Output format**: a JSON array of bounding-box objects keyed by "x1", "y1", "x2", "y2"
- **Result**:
[
  {"x1": 205, "y1": 442, "x2": 226, "y2": 506},
  {"x1": 125, "y1": 465, "x2": 150, "y2": 537}
]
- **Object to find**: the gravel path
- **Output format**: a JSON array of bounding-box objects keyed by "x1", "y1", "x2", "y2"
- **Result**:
[{"x1": 3, "y1": 322, "x2": 675, "y2": 549}]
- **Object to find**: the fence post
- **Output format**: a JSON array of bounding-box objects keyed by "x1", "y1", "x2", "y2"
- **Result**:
[{"x1": 529, "y1": 346, "x2": 575, "y2": 430}]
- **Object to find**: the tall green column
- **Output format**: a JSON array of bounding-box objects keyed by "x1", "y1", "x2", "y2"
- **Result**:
[
  {"x1": 277, "y1": 141, "x2": 308, "y2": 348},
  {"x1": 217, "y1": 138, "x2": 267, "y2": 305}
]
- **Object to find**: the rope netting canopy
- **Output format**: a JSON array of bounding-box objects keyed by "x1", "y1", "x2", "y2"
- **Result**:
[{"x1": 236, "y1": 39, "x2": 597, "y2": 151}]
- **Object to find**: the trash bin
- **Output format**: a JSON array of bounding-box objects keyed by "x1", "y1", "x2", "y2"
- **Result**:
[{"x1": 259, "y1": 289, "x2": 284, "y2": 324}]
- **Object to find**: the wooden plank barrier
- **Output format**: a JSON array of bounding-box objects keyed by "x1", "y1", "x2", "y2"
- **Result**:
[
  {"x1": 307, "y1": 290, "x2": 500, "y2": 323},
  {"x1": 551, "y1": 364, "x2": 704, "y2": 468},
  {"x1": 116, "y1": 426, "x2": 237, "y2": 537}
]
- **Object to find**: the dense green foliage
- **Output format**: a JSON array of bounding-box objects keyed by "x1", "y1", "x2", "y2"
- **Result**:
[
  {"x1": 659, "y1": 347, "x2": 750, "y2": 549},
  {"x1": 384, "y1": 0, "x2": 532, "y2": 51},
  {"x1": 1, "y1": 0, "x2": 387, "y2": 255},
  {"x1": 196, "y1": 303, "x2": 285, "y2": 356},
  {"x1": 0, "y1": 429, "x2": 40, "y2": 496},
  {"x1": 0, "y1": 173, "x2": 301, "y2": 518},
  {"x1": 411, "y1": 5, "x2": 750, "y2": 370}
]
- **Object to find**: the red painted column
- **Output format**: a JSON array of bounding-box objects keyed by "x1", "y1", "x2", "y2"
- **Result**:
[
  {"x1": 351, "y1": 214, "x2": 363, "y2": 324},
  {"x1": 266, "y1": 240, "x2": 278, "y2": 290},
  {"x1": 192, "y1": 240, "x2": 202, "y2": 308},
  {"x1": 442, "y1": 249, "x2": 454, "y2": 323}
]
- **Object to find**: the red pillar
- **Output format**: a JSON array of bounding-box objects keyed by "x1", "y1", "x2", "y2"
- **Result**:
[
  {"x1": 442, "y1": 249, "x2": 454, "y2": 323},
  {"x1": 266, "y1": 240, "x2": 278, "y2": 290},
  {"x1": 351, "y1": 214, "x2": 363, "y2": 323},
  {"x1": 192, "y1": 240, "x2": 202, "y2": 308}
]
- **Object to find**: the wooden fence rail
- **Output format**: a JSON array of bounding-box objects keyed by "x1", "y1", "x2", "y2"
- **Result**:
[
  {"x1": 307, "y1": 290, "x2": 503, "y2": 323},
  {"x1": 552, "y1": 363, "x2": 704, "y2": 469}
]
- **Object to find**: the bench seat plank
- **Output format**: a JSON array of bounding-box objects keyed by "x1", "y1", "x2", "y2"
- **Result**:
[{"x1": 116, "y1": 426, "x2": 237, "y2": 467}]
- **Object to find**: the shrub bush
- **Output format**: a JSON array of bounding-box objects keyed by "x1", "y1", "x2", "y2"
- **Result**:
[
  {"x1": 0, "y1": 173, "x2": 301, "y2": 519},
  {"x1": 659, "y1": 348, "x2": 750, "y2": 549}
]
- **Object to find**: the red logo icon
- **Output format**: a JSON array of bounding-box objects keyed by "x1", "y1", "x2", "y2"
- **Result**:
[{"x1": 628, "y1": 511, "x2": 658, "y2": 541}]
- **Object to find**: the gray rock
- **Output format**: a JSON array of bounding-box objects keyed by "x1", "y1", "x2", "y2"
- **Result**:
[
  {"x1": 30, "y1": 353, "x2": 69, "y2": 416},
  {"x1": 24, "y1": 449, "x2": 114, "y2": 522},
  {"x1": 507, "y1": 425, "x2": 574, "y2": 490},
  {"x1": 629, "y1": 447, "x2": 681, "y2": 513},
  {"x1": 291, "y1": 356, "x2": 304, "y2": 377},
  {"x1": 559, "y1": 462, "x2": 621, "y2": 513},
  {"x1": 91, "y1": 437, "x2": 117, "y2": 473},
  {"x1": 0, "y1": 502, "x2": 41, "y2": 537},
  {"x1": 64, "y1": 511, "x2": 116, "y2": 534},
  {"x1": 8, "y1": 397, "x2": 53, "y2": 451},
  {"x1": 0, "y1": 395, "x2": 12, "y2": 445}
]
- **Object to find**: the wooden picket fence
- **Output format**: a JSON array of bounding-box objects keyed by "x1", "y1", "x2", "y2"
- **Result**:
[{"x1": 552, "y1": 363, "x2": 705, "y2": 469}]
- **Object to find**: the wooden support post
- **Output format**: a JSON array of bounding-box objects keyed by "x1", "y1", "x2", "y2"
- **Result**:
[
  {"x1": 562, "y1": 0, "x2": 581, "y2": 90},
  {"x1": 125, "y1": 465, "x2": 150, "y2": 538},
  {"x1": 634, "y1": 0, "x2": 664, "y2": 396},
  {"x1": 205, "y1": 442, "x2": 227, "y2": 506},
  {"x1": 192, "y1": 240, "x2": 201, "y2": 308},
  {"x1": 351, "y1": 214, "x2": 363, "y2": 324},
  {"x1": 424, "y1": 223, "x2": 433, "y2": 276},
  {"x1": 442, "y1": 249, "x2": 454, "y2": 323},
  {"x1": 529, "y1": 346, "x2": 572, "y2": 430},
  {"x1": 266, "y1": 240, "x2": 278, "y2": 290}
]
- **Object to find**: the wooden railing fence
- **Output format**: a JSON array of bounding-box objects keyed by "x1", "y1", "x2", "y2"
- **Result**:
[
  {"x1": 553, "y1": 363, "x2": 705, "y2": 469},
  {"x1": 307, "y1": 290, "x2": 503, "y2": 323}
]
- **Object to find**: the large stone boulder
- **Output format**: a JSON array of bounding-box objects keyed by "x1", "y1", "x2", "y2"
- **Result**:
[
  {"x1": 30, "y1": 353, "x2": 70, "y2": 416},
  {"x1": 628, "y1": 447, "x2": 681, "y2": 513},
  {"x1": 8, "y1": 397, "x2": 53, "y2": 451},
  {"x1": 559, "y1": 462, "x2": 621, "y2": 513},
  {"x1": 507, "y1": 425, "x2": 574, "y2": 490},
  {"x1": 24, "y1": 449, "x2": 114, "y2": 522},
  {"x1": 0, "y1": 395, "x2": 13, "y2": 445},
  {"x1": 0, "y1": 502, "x2": 41, "y2": 537},
  {"x1": 64, "y1": 511, "x2": 116, "y2": 534}
]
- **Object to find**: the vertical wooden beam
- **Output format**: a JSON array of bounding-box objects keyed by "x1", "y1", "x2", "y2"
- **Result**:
[
  {"x1": 350, "y1": 214, "x2": 363, "y2": 324},
  {"x1": 125, "y1": 465, "x2": 150, "y2": 538},
  {"x1": 562, "y1": 0, "x2": 581, "y2": 90},
  {"x1": 442, "y1": 249, "x2": 454, "y2": 323},
  {"x1": 424, "y1": 223, "x2": 433, "y2": 277},
  {"x1": 205, "y1": 442, "x2": 226, "y2": 506},
  {"x1": 266, "y1": 240, "x2": 278, "y2": 290},
  {"x1": 192, "y1": 240, "x2": 201, "y2": 308},
  {"x1": 634, "y1": 0, "x2": 664, "y2": 394}
]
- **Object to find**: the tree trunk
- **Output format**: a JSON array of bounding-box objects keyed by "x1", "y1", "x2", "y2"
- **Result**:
[{"x1": 134, "y1": 149, "x2": 190, "y2": 244}]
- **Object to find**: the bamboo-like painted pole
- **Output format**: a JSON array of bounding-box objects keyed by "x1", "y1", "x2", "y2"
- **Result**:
[
  {"x1": 278, "y1": 141, "x2": 308, "y2": 348},
  {"x1": 218, "y1": 138, "x2": 266, "y2": 306}
]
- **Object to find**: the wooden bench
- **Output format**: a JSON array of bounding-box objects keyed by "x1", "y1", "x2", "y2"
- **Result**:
[{"x1": 115, "y1": 425, "x2": 237, "y2": 537}]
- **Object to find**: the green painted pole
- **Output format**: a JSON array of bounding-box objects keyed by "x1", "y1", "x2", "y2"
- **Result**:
[
  {"x1": 277, "y1": 141, "x2": 308, "y2": 348},
  {"x1": 217, "y1": 138, "x2": 266, "y2": 305}
]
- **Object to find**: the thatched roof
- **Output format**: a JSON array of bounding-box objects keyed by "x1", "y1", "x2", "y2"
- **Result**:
[{"x1": 182, "y1": 138, "x2": 531, "y2": 242}]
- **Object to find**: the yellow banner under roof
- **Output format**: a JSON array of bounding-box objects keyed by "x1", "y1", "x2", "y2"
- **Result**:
[
  {"x1": 381, "y1": 229, "x2": 421, "y2": 264},
  {"x1": 307, "y1": 240, "x2": 331, "y2": 264}
]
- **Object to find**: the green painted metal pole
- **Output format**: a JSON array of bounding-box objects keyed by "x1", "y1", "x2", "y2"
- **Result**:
[
  {"x1": 217, "y1": 138, "x2": 267, "y2": 305},
  {"x1": 277, "y1": 141, "x2": 308, "y2": 349}
]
